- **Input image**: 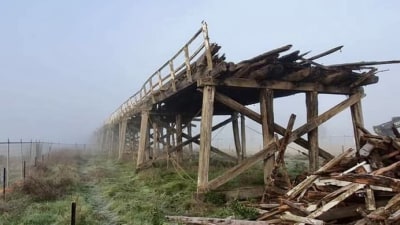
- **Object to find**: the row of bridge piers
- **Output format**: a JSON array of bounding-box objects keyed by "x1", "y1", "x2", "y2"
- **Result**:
[{"x1": 97, "y1": 86, "x2": 365, "y2": 193}]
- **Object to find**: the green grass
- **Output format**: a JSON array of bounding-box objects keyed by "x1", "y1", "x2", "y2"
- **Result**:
[{"x1": 0, "y1": 151, "x2": 310, "y2": 225}]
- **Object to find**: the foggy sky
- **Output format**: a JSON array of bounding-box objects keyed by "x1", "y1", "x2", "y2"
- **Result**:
[{"x1": 0, "y1": 1, "x2": 399, "y2": 146}]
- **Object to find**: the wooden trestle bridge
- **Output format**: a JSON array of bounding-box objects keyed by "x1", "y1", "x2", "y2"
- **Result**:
[{"x1": 97, "y1": 22, "x2": 400, "y2": 193}]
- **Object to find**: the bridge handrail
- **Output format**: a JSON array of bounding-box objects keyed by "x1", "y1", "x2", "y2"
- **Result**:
[{"x1": 106, "y1": 22, "x2": 212, "y2": 125}]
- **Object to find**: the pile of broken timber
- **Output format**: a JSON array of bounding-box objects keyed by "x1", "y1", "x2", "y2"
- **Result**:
[{"x1": 167, "y1": 131, "x2": 400, "y2": 225}]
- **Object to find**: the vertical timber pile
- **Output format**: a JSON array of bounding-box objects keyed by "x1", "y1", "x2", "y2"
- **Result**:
[
  {"x1": 306, "y1": 91, "x2": 319, "y2": 172},
  {"x1": 176, "y1": 114, "x2": 183, "y2": 163},
  {"x1": 232, "y1": 112, "x2": 242, "y2": 163},
  {"x1": 152, "y1": 122, "x2": 160, "y2": 158},
  {"x1": 137, "y1": 110, "x2": 149, "y2": 168},
  {"x1": 240, "y1": 113, "x2": 247, "y2": 160},
  {"x1": 260, "y1": 89, "x2": 275, "y2": 186},
  {"x1": 350, "y1": 88, "x2": 365, "y2": 151},
  {"x1": 197, "y1": 22, "x2": 214, "y2": 193},
  {"x1": 118, "y1": 119, "x2": 128, "y2": 160}
]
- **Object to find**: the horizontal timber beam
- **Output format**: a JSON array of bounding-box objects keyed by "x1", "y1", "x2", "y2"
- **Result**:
[{"x1": 198, "y1": 77, "x2": 354, "y2": 94}]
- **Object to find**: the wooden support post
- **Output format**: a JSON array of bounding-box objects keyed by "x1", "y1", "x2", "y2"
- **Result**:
[
  {"x1": 241, "y1": 113, "x2": 247, "y2": 160},
  {"x1": 260, "y1": 89, "x2": 275, "y2": 186},
  {"x1": 351, "y1": 88, "x2": 365, "y2": 151},
  {"x1": 176, "y1": 114, "x2": 183, "y2": 163},
  {"x1": 136, "y1": 110, "x2": 149, "y2": 168},
  {"x1": 232, "y1": 112, "x2": 242, "y2": 163},
  {"x1": 152, "y1": 122, "x2": 160, "y2": 158},
  {"x1": 146, "y1": 121, "x2": 151, "y2": 159},
  {"x1": 118, "y1": 119, "x2": 128, "y2": 160},
  {"x1": 197, "y1": 85, "x2": 215, "y2": 193},
  {"x1": 187, "y1": 121, "x2": 193, "y2": 158},
  {"x1": 306, "y1": 91, "x2": 319, "y2": 172}
]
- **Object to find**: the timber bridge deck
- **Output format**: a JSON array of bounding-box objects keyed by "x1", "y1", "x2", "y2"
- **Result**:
[{"x1": 98, "y1": 22, "x2": 400, "y2": 193}]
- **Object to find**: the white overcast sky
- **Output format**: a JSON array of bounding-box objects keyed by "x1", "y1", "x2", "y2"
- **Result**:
[{"x1": 0, "y1": 1, "x2": 399, "y2": 147}]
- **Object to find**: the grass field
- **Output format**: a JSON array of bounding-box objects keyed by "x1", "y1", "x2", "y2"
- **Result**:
[{"x1": 0, "y1": 150, "x2": 309, "y2": 225}]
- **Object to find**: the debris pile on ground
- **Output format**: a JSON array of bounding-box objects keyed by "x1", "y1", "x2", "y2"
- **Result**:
[
  {"x1": 254, "y1": 127, "x2": 400, "y2": 225},
  {"x1": 166, "y1": 127, "x2": 400, "y2": 225}
]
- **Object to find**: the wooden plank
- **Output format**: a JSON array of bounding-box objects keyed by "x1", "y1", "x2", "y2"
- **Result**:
[
  {"x1": 333, "y1": 174, "x2": 400, "y2": 192},
  {"x1": 238, "y1": 44, "x2": 292, "y2": 64},
  {"x1": 280, "y1": 212, "x2": 324, "y2": 225},
  {"x1": 306, "y1": 91, "x2": 319, "y2": 172},
  {"x1": 232, "y1": 112, "x2": 242, "y2": 163},
  {"x1": 166, "y1": 215, "x2": 272, "y2": 225},
  {"x1": 198, "y1": 78, "x2": 353, "y2": 95},
  {"x1": 260, "y1": 89, "x2": 275, "y2": 185},
  {"x1": 197, "y1": 85, "x2": 215, "y2": 193},
  {"x1": 307, "y1": 183, "x2": 366, "y2": 218},
  {"x1": 286, "y1": 148, "x2": 354, "y2": 199},
  {"x1": 241, "y1": 114, "x2": 247, "y2": 160},
  {"x1": 212, "y1": 91, "x2": 334, "y2": 160},
  {"x1": 136, "y1": 111, "x2": 149, "y2": 168}
]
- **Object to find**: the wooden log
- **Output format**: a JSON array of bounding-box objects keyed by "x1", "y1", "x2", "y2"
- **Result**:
[
  {"x1": 260, "y1": 89, "x2": 275, "y2": 186},
  {"x1": 257, "y1": 205, "x2": 289, "y2": 221},
  {"x1": 197, "y1": 85, "x2": 215, "y2": 193},
  {"x1": 212, "y1": 90, "x2": 334, "y2": 160},
  {"x1": 232, "y1": 112, "x2": 242, "y2": 163},
  {"x1": 285, "y1": 148, "x2": 354, "y2": 199},
  {"x1": 152, "y1": 122, "x2": 160, "y2": 158},
  {"x1": 306, "y1": 91, "x2": 319, "y2": 172},
  {"x1": 166, "y1": 215, "x2": 271, "y2": 225},
  {"x1": 186, "y1": 121, "x2": 193, "y2": 157}
]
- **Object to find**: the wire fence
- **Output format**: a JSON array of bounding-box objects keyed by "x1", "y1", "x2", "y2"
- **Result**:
[{"x1": 0, "y1": 140, "x2": 87, "y2": 189}]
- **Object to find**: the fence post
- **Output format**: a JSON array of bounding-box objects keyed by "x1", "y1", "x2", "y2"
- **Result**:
[
  {"x1": 7, "y1": 139, "x2": 9, "y2": 188},
  {"x1": 23, "y1": 161, "x2": 26, "y2": 180},
  {"x1": 71, "y1": 202, "x2": 76, "y2": 225},
  {"x1": 3, "y1": 168, "x2": 6, "y2": 201}
]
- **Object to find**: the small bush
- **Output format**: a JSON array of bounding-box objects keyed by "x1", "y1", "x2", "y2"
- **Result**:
[{"x1": 22, "y1": 164, "x2": 78, "y2": 201}]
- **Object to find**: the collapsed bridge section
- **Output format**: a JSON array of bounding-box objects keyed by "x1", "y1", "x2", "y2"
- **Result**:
[{"x1": 96, "y1": 22, "x2": 400, "y2": 193}]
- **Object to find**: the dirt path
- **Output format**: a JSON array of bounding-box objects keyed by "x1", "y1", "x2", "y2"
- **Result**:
[{"x1": 77, "y1": 156, "x2": 122, "y2": 225}]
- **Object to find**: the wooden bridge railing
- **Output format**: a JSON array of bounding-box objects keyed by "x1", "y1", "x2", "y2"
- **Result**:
[{"x1": 106, "y1": 22, "x2": 212, "y2": 125}]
